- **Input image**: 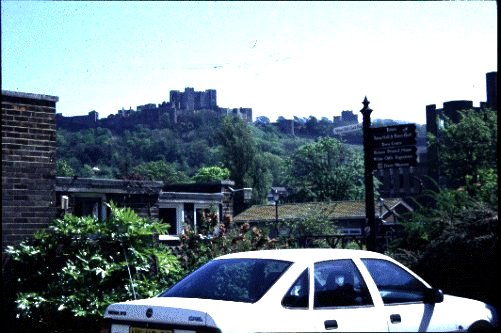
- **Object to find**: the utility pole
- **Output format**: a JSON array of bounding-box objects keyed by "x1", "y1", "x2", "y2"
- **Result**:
[{"x1": 360, "y1": 97, "x2": 377, "y2": 252}]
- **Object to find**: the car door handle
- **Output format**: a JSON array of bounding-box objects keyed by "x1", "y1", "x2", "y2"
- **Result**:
[
  {"x1": 324, "y1": 319, "x2": 338, "y2": 330},
  {"x1": 390, "y1": 314, "x2": 401, "y2": 324}
]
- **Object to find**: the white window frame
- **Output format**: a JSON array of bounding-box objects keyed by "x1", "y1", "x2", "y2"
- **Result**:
[
  {"x1": 72, "y1": 193, "x2": 107, "y2": 221},
  {"x1": 158, "y1": 203, "x2": 184, "y2": 240}
]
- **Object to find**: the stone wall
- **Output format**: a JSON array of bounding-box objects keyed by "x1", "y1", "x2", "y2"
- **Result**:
[{"x1": 2, "y1": 91, "x2": 59, "y2": 250}]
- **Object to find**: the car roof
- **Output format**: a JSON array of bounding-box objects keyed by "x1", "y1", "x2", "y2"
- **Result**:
[{"x1": 216, "y1": 248, "x2": 389, "y2": 263}]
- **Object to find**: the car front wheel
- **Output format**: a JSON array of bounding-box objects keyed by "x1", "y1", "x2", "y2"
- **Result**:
[{"x1": 467, "y1": 320, "x2": 495, "y2": 333}]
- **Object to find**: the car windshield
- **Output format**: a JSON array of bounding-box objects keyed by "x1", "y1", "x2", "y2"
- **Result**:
[{"x1": 161, "y1": 258, "x2": 292, "y2": 303}]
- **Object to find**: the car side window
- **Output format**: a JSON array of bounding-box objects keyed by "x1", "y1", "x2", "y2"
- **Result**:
[
  {"x1": 282, "y1": 269, "x2": 309, "y2": 309},
  {"x1": 361, "y1": 258, "x2": 429, "y2": 304},
  {"x1": 314, "y1": 260, "x2": 373, "y2": 308}
]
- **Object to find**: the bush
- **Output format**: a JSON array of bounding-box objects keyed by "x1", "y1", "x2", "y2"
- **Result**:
[
  {"x1": 4, "y1": 203, "x2": 182, "y2": 332},
  {"x1": 389, "y1": 191, "x2": 498, "y2": 310},
  {"x1": 177, "y1": 210, "x2": 280, "y2": 274}
]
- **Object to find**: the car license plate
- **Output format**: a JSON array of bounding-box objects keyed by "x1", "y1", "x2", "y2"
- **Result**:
[{"x1": 130, "y1": 328, "x2": 172, "y2": 333}]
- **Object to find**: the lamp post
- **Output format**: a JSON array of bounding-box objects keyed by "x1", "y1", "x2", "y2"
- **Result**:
[
  {"x1": 272, "y1": 188, "x2": 280, "y2": 238},
  {"x1": 360, "y1": 97, "x2": 377, "y2": 252}
]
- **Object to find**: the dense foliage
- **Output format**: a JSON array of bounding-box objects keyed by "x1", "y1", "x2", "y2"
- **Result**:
[
  {"x1": 192, "y1": 166, "x2": 231, "y2": 183},
  {"x1": 178, "y1": 210, "x2": 280, "y2": 274},
  {"x1": 286, "y1": 137, "x2": 365, "y2": 202},
  {"x1": 390, "y1": 187, "x2": 498, "y2": 310},
  {"x1": 57, "y1": 114, "x2": 370, "y2": 205},
  {"x1": 428, "y1": 108, "x2": 497, "y2": 189},
  {"x1": 390, "y1": 108, "x2": 498, "y2": 310},
  {"x1": 5, "y1": 203, "x2": 183, "y2": 332}
]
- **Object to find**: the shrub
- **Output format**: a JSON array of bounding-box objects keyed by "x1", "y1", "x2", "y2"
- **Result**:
[
  {"x1": 5, "y1": 202, "x2": 182, "y2": 332},
  {"x1": 177, "y1": 210, "x2": 280, "y2": 274}
]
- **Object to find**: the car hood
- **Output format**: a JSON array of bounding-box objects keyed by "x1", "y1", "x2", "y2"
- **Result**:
[
  {"x1": 443, "y1": 294, "x2": 499, "y2": 328},
  {"x1": 104, "y1": 296, "x2": 254, "y2": 328}
]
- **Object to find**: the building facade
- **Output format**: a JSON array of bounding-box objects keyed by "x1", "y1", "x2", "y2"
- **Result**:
[{"x1": 2, "y1": 91, "x2": 59, "y2": 251}]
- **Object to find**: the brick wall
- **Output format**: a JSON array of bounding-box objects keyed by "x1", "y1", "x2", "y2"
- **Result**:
[{"x1": 2, "y1": 90, "x2": 59, "y2": 251}]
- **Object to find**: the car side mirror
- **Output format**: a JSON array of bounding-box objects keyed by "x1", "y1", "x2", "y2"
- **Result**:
[{"x1": 424, "y1": 288, "x2": 444, "y2": 304}]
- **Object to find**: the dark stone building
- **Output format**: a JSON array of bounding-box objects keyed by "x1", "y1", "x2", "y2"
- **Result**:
[{"x1": 56, "y1": 87, "x2": 252, "y2": 131}]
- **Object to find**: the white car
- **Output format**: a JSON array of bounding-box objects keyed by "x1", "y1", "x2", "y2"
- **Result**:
[{"x1": 102, "y1": 249, "x2": 498, "y2": 332}]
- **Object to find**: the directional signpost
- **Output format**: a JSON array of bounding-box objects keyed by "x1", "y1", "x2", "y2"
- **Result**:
[{"x1": 370, "y1": 124, "x2": 418, "y2": 170}]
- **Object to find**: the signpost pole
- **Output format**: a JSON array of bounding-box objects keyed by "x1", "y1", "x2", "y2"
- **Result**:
[{"x1": 360, "y1": 97, "x2": 377, "y2": 252}]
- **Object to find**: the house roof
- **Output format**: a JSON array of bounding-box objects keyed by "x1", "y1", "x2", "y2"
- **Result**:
[
  {"x1": 56, "y1": 177, "x2": 163, "y2": 194},
  {"x1": 234, "y1": 198, "x2": 413, "y2": 223}
]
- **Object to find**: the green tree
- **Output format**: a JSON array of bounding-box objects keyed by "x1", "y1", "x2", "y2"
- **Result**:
[
  {"x1": 217, "y1": 116, "x2": 272, "y2": 206},
  {"x1": 56, "y1": 159, "x2": 75, "y2": 177},
  {"x1": 279, "y1": 204, "x2": 338, "y2": 248},
  {"x1": 5, "y1": 203, "x2": 182, "y2": 332},
  {"x1": 217, "y1": 116, "x2": 257, "y2": 189},
  {"x1": 131, "y1": 160, "x2": 190, "y2": 183},
  {"x1": 286, "y1": 137, "x2": 365, "y2": 202},
  {"x1": 429, "y1": 109, "x2": 497, "y2": 188},
  {"x1": 192, "y1": 166, "x2": 231, "y2": 183}
]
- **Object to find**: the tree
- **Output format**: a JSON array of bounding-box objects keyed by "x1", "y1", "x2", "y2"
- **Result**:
[
  {"x1": 279, "y1": 204, "x2": 338, "y2": 248},
  {"x1": 131, "y1": 160, "x2": 190, "y2": 183},
  {"x1": 192, "y1": 166, "x2": 231, "y2": 183},
  {"x1": 429, "y1": 109, "x2": 497, "y2": 188},
  {"x1": 286, "y1": 137, "x2": 365, "y2": 202},
  {"x1": 217, "y1": 116, "x2": 257, "y2": 189},
  {"x1": 4, "y1": 203, "x2": 182, "y2": 332},
  {"x1": 254, "y1": 116, "x2": 270, "y2": 126},
  {"x1": 56, "y1": 159, "x2": 75, "y2": 177}
]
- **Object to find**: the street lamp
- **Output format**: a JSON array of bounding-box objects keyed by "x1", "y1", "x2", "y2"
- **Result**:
[{"x1": 272, "y1": 188, "x2": 280, "y2": 237}]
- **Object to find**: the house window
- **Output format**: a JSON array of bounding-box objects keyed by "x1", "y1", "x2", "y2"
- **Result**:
[
  {"x1": 73, "y1": 195, "x2": 106, "y2": 221},
  {"x1": 159, "y1": 208, "x2": 178, "y2": 235},
  {"x1": 158, "y1": 204, "x2": 184, "y2": 235}
]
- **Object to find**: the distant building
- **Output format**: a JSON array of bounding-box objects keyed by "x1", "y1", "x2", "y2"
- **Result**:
[
  {"x1": 333, "y1": 110, "x2": 358, "y2": 127},
  {"x1": 222, "y1": 107, "x2": 253, "y2": 123},
  {"x1": 486, "y1": 71, "x2": 497, "y2": 110},
  {"x1": 169, "y1": 87, "x2": 218, "y2": 111},
  {"x1": 56, "y1": 87, "x2": 252, "y2": 130},
  {"x1": 56, "y1": 110, "x2": 98, "y2": 130}
]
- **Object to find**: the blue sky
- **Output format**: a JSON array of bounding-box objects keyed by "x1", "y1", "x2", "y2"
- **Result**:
[{"x1": 1, "y1": 1, "x2": 497, "y2": 124}]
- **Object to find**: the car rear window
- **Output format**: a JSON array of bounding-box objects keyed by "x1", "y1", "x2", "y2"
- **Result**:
[{"x1": 161, "y1": 258, "x2": 292, "y2": 303}]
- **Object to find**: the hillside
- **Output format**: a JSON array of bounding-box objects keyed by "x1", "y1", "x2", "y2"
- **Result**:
[{"x1": 56, "y1": 112, "x2": 427, "y2": 187}]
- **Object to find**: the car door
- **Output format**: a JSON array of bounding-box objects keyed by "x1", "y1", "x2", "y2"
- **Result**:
[
  {"x1": 310, "y1": 259, "x2": 388, "y2": 332},
  {"x1": 275, "y1": 268, "x2": 319, "y2": 332},
  {"x1": 361, "y1": 258, "x2": 457, "y2": 332}
]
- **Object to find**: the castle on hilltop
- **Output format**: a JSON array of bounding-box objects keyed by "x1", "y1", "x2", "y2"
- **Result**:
[{"x1": 56, "y1": 87, "x2": 252, "y2": 131}]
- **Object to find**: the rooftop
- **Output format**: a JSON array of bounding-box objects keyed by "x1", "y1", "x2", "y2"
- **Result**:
[
  {"x1": 234, "y1": 198, "x2": 412, "y2": 223},
  {"x1": 2, "y1": 90, "x2": 59, "y2": 103}
]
